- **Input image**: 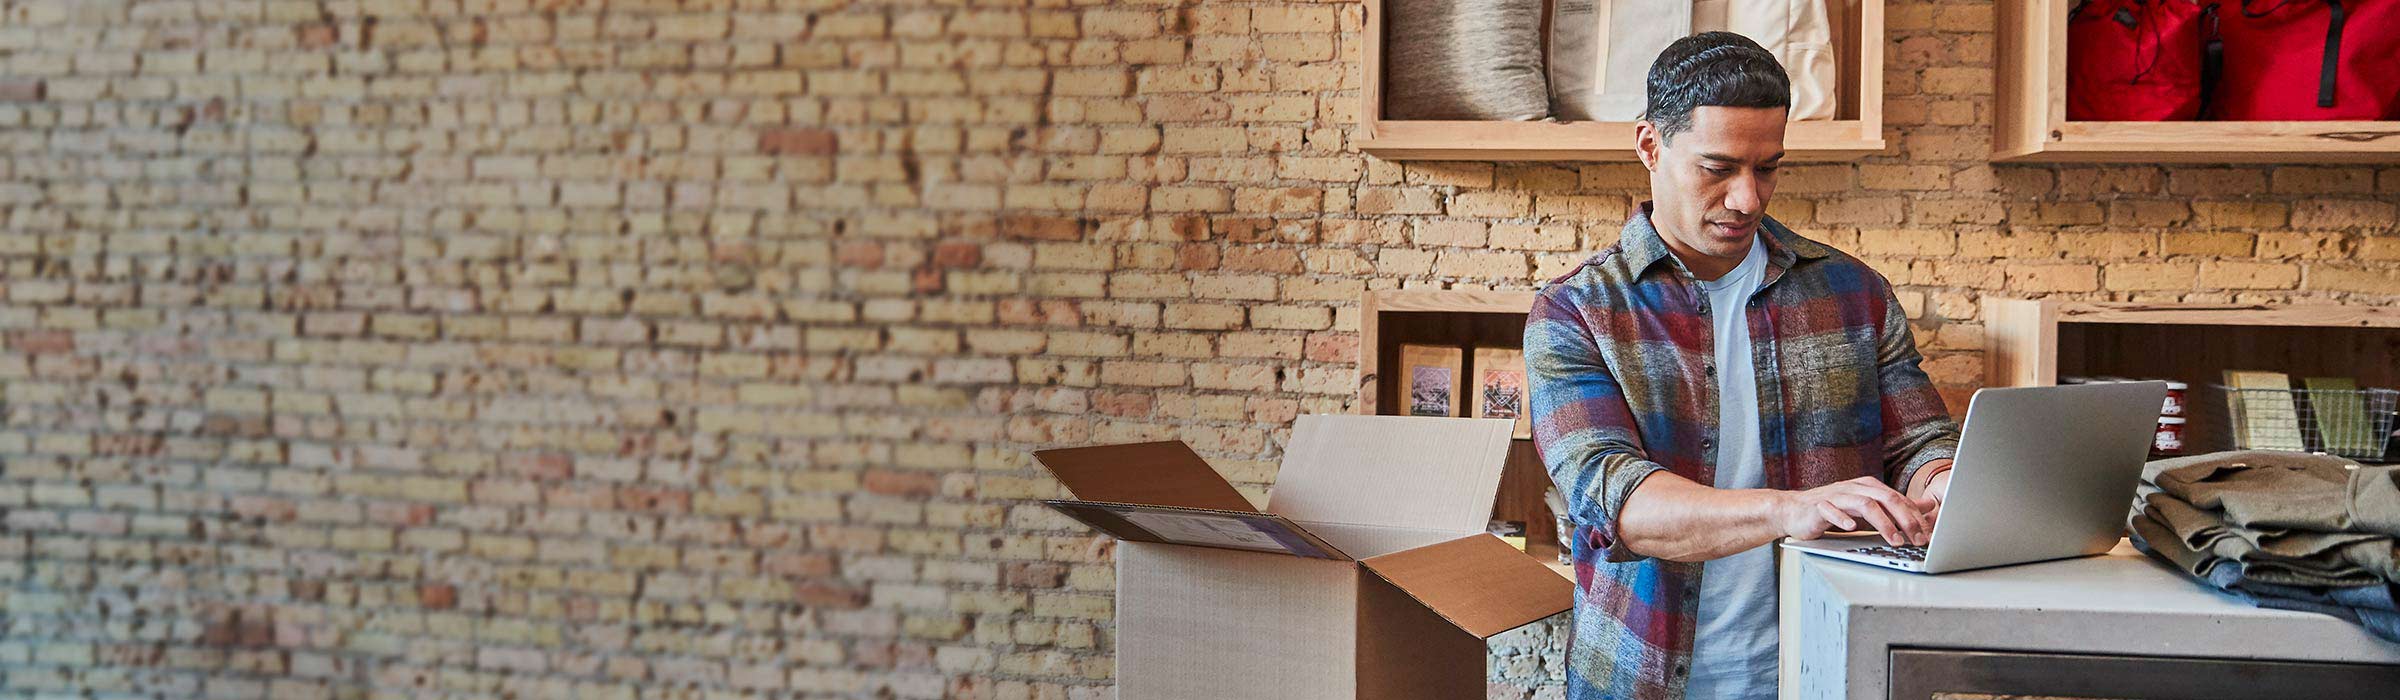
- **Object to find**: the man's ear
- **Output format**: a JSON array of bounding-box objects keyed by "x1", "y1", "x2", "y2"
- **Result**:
[{"x1": 1634, "y1": 120, "x2": 1662, "y2": 172}]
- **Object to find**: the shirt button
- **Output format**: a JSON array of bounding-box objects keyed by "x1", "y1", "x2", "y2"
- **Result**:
[
  {"x1": 1704, "y1": 363, "x2": 1716, "y2": 376},
  {"x1": 1702, "y1": 438, "x2": 1715, "y2": 449}
]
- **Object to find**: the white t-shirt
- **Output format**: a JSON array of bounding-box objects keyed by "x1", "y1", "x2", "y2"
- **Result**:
[{"x1": 1685, "y1": 236, "x2": 1778, "y2": 700}]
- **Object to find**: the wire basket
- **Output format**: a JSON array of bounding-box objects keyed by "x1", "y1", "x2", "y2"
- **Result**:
[{"x1": 2220, "y1": 387, "x2": 2399, "y2": 461}]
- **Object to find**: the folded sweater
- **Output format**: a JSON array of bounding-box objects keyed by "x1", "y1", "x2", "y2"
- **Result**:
[{"x1": 2129, "y1": 450, "x2": 2400, "y2": 643}]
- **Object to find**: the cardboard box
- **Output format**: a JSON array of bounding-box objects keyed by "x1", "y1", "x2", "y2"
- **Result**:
[{"x1": 1034, "y1": 415, "x2": 1575, "y2": 699}]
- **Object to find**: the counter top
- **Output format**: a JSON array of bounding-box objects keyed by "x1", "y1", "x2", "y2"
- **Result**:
[{"x1": 1779, "y1": 538, "x2": 2400, "y2": 700}]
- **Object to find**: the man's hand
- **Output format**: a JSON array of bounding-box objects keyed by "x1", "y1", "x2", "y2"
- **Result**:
[{"x1": 1775, "y1": 476, "x2": 1938, "y2": 546}]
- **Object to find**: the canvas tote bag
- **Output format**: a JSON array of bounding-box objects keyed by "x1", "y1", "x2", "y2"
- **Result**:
[{"x1": 1550, "y1": 0, "x2": 1840, "y2": 121}]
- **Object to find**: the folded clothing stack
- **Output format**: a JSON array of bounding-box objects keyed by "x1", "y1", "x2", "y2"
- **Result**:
[{"x1": 2126, "y1": 450, "x2": 2400, "y2": 643}]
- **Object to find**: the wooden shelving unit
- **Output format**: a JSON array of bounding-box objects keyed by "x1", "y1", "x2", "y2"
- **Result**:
[
  {"x1": 1984, "y1": 298, "x2": 2400, "y2": 457},
  {"x1": 1358, "y1": 289, "x2": 1569, "y2": 564},
  {"x1": 1358, "y1": 0, "x2": 1886, "y2": 161},
  {"x1": 1995, "y1": 0, "x2": 2400, "y2": 162}
]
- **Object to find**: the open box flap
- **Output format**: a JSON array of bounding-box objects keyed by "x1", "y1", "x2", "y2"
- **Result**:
[
  {"x1": 1268, "y1": 415, "x2": 1514, "y2": 533},
  {"x1": 1043, "y1": 501, "x2": 1350, "y2": 560},
  {"x1": 1297, "y1": 520, "x2": 1468, "y2": 561},
  {"x1": 1034, "y1": 440, "x2": 1256, "y2": 512},
  {"x1": 1357, "y1": 534, "x2": 1574, "y2": 639}
]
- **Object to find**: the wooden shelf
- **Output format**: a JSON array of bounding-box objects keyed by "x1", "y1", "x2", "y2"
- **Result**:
[
  {"x1": 1360, "y1": 0, "x2": 1886, "y2": 161},
  {"x1": 1995, "y1": 0, "x2": 2400, "y2": 162},
  {"x1": 1984, "y1": 298, "x2": 2400, "y2": 458},
  {"x1": 1358, "y1": 119, "x2": 1887, "y2": 161},
  {"x1": 1985, "y1": 299, "x2": 2400, "y2": 388}
]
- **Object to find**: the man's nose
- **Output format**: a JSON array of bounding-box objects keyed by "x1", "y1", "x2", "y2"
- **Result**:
[{"x1": 1723, "y1": 174, "x2": 1765, "y2": 216}]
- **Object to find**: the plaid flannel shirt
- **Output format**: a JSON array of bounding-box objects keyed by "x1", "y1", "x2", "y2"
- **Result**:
[{"x1": 1526, "y1": 206, "x2": 1959, "y2": 700}]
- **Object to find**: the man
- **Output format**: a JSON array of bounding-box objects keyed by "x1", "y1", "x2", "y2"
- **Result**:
[{"x1": 1526, "y1": 32, "x2": 1962, "y2": 700}]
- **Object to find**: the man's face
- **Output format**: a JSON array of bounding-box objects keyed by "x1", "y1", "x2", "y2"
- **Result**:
[{"x1": 1635, "y1": 106, "x2": 1787, "y2": 277}]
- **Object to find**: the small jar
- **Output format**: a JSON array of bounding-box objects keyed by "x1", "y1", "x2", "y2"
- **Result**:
[
  {"x1": 1552, "y1": 513, "x2": 1573, "y2": 565},
  {"x1": 2162, "y1": 381, "x2": 2188, "y2": 417},
  {"x1": 2154, "y1": 417, "x2": 2186, "y2": 455}
]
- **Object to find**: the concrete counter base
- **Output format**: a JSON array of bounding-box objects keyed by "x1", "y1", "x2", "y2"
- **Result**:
[{"x1": 1776, "y1": 539, "x2": 2400, "y2": 699}]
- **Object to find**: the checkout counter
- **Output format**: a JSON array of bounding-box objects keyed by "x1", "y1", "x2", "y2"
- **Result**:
[{"x1": 1775, "y1": 539, "x2": 2400, "y2": 699}]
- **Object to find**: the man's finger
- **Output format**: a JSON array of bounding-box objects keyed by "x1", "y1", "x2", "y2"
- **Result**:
[
  {"x1": 1861, "y1": 488, "x2": 1930, "y2": 545},
  {"x1": 1817, "y1": 501, "x2": 1855, "y2": 531},
  {"x1": 1841, "y1": 497, "x2": 1904, "y2": 546}
]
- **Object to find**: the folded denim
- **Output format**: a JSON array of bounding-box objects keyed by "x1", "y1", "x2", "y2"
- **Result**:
[
  {"x1": 2130, "y1": 450, "x2": 2400, "y2": 644},
  {"x1": 2131, "y1": 524, "x2": 2400, "y2": 643}
]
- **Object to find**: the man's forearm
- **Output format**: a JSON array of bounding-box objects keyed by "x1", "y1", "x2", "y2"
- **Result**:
[{"x1": 1613, "y1": 471, "x2": 1788, "y2": 562}]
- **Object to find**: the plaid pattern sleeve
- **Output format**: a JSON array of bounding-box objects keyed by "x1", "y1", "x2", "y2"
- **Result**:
[
  {"x1": 1525, "y1": 291, "x2": 1669, "y2": 565},
  {"x1": 1528, "y1": 207, "x2": 1961, "y2": 700},
  {"x1": 1873, "y1": 281, "x2": 1961, "y2": 489}
]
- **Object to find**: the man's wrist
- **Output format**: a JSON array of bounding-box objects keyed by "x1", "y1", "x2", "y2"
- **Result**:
[
  {"x1": 1759, "y1": 488, "x2": 1799, "y2": 538},
  {"x1": 1910, "y1": 458, "x2": 1954, "y2": 500}
]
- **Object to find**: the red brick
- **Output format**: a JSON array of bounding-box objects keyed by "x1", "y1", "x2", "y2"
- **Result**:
[
  {"x1": 1305, "y1": 332, "x2": 1359, "y2": 363},
  {"x1": 1176, "y1": 243, "x2": 1220, "y2": 270},
  {"x1": 9, "y1": 330, "x2": 74, "y2": 354},
  {"x1": 1221, "y1": 247, "x2": 1300, "y2": 273},
  {"x1": 1002, "y1": 562, "x2": 1068, "y2": 588},
  {"x1": 997, "y1": 299, "x2": 1082, "y2": 326},
  {"x1": 1002, "y1": 215, "x2": 1086, "y2": 241},
  {"x1": 617, "y1": 487, "x2": 690, "y2": 514},
  {"x1": 759, "y1": 127, "x2": 837, "y2": 156},
  {"x1": 503, "y1": 452, "x2": 574, "y2": 481},
  {"x1": 792, "y1": 582, "x2": 870, "y2": 608},
  {"x1": 297, "y1": 23, "x2": 338, "y2": 49},
  {"x1": 369, "y1": 502, "x2": 437, "y2": 526},
  {"x1": 862, "y1": 469, "x2": 940, "y2": 497},
  {"x1": 0, "y1": 79, "x2": 42, "y2": 101},
  {"x1": 834, "y1": 241, "x2": 883, "y2": 268},
  {"x1": 931, "y1": 242, "x2": 981, "y2": 268},
  {"x1": 764, "y1": 552, "x2": 837, "y2": 577},
  {"x1": 420, "y1": 584, "x2": 457, "y2": 610}
]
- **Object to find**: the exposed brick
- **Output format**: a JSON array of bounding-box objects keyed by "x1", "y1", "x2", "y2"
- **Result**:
[
  {"x1": 0, "y1": 79, "x2": 42, "y2": 101},
  {"x1": 0, "y1": 6, "x2": 2389, "y2": 700},
  {"x1": 760, "y1": 127, "x2": 837, "y2": 156},
  {"x1": 420, "y1": 584, "x2": 457, "y2": 610}
]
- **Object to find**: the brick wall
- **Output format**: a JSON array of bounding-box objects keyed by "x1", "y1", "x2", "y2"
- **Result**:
[{"x1": 0, "y1": 0, "x2": 2395, "y2": 698}]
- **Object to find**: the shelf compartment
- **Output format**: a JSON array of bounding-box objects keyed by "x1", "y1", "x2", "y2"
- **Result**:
[
  {"x1": 1359, "y1": 0, "x2": 1886, "y2": 161},
  {"x1": 1984, "y1": 298, "x2": 2400, "y2": 458},
  {"x1": 1994, "y1": 0, "x2": 2400, "y2": 163}
]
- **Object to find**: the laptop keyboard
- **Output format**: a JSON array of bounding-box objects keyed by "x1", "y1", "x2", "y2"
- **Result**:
[{"x1": 1848, "y1": 544, "x2": 1927, "y2": 561}]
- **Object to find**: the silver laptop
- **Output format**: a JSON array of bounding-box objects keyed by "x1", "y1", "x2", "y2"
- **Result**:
[{"x1": 1784, "y1": 381, "x2": 2168, "y2": 574}]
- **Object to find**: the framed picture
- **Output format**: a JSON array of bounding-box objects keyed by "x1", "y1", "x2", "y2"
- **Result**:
[
  {"x1": 1399, "y1": 344, "x2": 1464, "y2": 417},
  {"x1": 1472, "y1": 347, "x2": 1532, "y2": 439}
]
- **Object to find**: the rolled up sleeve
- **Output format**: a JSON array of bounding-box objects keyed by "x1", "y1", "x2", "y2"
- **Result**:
[
  {"x1": 1868, "y1": 280, "x2": 1960, "y2": 492},
  {"x1": 1526, "y1": 292, "x2": 1666, "y2": 564}
]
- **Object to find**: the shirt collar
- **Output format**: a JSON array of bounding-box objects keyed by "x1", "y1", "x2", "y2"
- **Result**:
[{"x1": 1618, "y1": 201, "x2": 1833, "y2": 279}]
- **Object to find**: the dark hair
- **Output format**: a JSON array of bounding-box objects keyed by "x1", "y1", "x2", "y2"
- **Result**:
[{"x1": 1644, "y1": 31, "x2": 1791, "y2": 143}]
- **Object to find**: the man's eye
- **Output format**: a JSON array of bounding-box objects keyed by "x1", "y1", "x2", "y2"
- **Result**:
[
  {"x1": 1703, "y1": 166, "x2": 1732, "y2": 176},
  {"x1": 1758, "y1": 167, "x2": 1778, "y2": 175}
]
